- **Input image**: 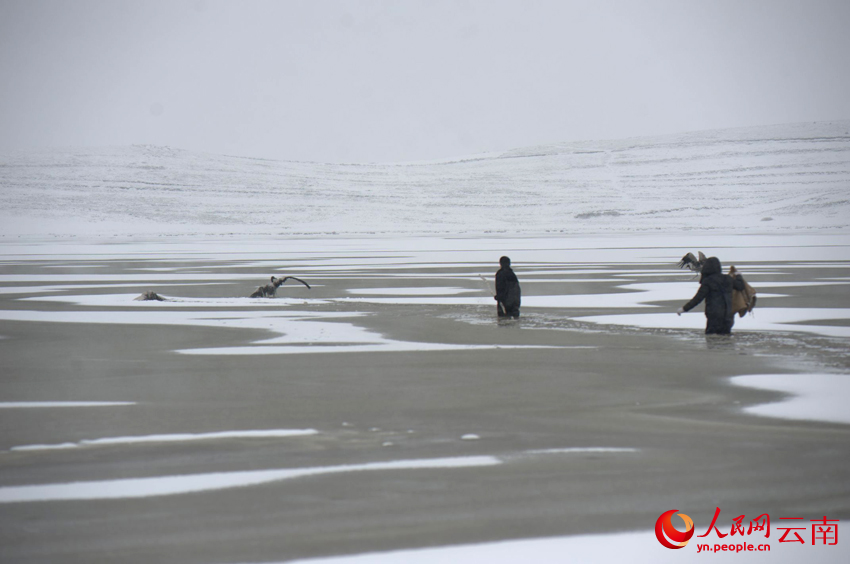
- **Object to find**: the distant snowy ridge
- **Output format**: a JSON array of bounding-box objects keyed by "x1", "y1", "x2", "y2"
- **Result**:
[{"x1": 1, "y1": 121, "x2": 848, "y2": 237}]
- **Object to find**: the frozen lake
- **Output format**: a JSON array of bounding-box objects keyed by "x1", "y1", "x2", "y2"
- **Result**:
[{"x1": 0, "y1": 233, "x2": 848, "y2": 563}]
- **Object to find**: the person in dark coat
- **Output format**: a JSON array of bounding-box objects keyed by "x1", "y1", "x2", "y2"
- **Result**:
[
  {"x1": 677, "y1": 256, "x2": 746, "y2": 335},
  {"x1": 495, "y1": 256, "x2": 521, "y2": 319}
]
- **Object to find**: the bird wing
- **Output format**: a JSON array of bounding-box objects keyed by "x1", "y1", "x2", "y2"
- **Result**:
[
  {"x1": 282, "y1": 276, "x2": 311, "y2": 289},
  {"x1": 677, "y1": 252, "x2": 697, "y2": 269}
]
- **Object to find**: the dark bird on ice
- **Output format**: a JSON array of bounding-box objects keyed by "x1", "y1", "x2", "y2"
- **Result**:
[
  {"x1": 134, "y1": 291, "x2": 166, "y2": 301},
  {"x1": 249, "y1": 276, "x2": 311, "y2": 298},
  {"x1": 677, "y1": 251, "x2": 707, "y2": 273}
]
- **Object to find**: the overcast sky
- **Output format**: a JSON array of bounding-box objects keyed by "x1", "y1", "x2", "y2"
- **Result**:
[{"x1": 1, "y1": 0, "x2": 849, "y2": 163}]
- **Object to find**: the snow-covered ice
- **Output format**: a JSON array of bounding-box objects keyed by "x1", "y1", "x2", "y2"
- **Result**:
[
  {"x1": 0, "y1": 446, "x2": 642, "y2": 503},
  {"x1": 0, "y1": 456, "x2": 502, "y2": 503},
  {"x1": 731, "y1": 374, "x2": 850, "y2": 425},
  {"x1": 10, "y1": 429, "x2": 319, "y2": 452},
  {"x1": 0, "y1": 401, "x2": 136, "y2": 409}
]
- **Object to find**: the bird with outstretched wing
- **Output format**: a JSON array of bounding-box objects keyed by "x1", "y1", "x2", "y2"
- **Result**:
[
  {"x1": 249, "y1": 275, "x2": 311, "y2": 298},
  {"x1": 677, "y1": 251, "x2": 706, "y2": 273}
]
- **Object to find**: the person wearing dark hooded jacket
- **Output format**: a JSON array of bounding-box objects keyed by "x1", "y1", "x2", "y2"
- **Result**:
[
  {"x1": 677, "y1": 256, "x2": 746, "y2": 335},
  {"x1": 495, "y1": 256, "x2": 521, "y2": 318}
]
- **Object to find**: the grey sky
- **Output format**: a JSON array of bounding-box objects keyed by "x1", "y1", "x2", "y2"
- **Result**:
[{"x1": 1, "y1": 0, "x2": 849, "y2": 163}]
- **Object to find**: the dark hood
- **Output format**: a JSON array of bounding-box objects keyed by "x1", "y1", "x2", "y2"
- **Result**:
[{"x1": 700, "y1": 257, "x2": 722, "y2": 281}]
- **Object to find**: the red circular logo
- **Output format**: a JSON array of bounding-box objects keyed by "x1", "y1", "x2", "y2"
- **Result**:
[{"x1": 655, "y1": 509, "x2": 695, "y2": 549}]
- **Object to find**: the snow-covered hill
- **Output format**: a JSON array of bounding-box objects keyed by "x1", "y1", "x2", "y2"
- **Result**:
[{"x1": 2, "y1": 121, "x2": 849, "y2": 238}]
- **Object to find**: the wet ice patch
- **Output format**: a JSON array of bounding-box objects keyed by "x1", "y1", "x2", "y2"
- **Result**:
[
  {"x1": 256, "y1": 528, "x2": 849, "y2": 563},
  {"x1": 279, "y1": 534, "x2": 652, "y2": 564},
  {"x1": 576, "y1": 308, "x2": 850, "y2": 338},
  {"x1": 0, "y1": 455, "x2": 501, "y2": 503},
  {"x1": 339, "y1": 284, "x2": 787, "y2": 309},
  {"x1": 337, "y1": 294, "x2": 660, "y2": 308},
  {"x1": 731, "y1": 373, "x2": 850, "y2": 425},
  {"x1": 10, "y1": 429, "x2": 318, "y2": 452},
  {"x1": 178, "y1": 343, "x2": 558, "y2": 356}
]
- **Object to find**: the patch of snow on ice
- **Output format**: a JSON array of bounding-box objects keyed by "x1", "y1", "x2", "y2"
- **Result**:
[
  {"x1": 0, "y1": 401, "x2": 135, "y2": 409},
  {"x1": 10, "y1": 429, "x2": 318, "y2": 452},
  {"x1": 0, "y1": 456, "x2": 501, "y2": 503},
  {"x1": 0, "y1": 273, "x2": 265, "y2": 283},
  {"x1": 731, "y1": 373, "x2": 850, "y2": 425},
  {"x1": 0, "y1": 282, "x2": 229, "y2": 295},
  {"x1": 21, "y1": 294, "x2": 324, "y2": 308},
  {"x1": 9, "y1": 443, "x2": 78, "y2": 451},
  {"x1": 0, "y1": 309, "x2": 557, "y2": 356}
]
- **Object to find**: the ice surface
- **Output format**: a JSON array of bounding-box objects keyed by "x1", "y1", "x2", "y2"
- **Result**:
[
  {"x1": 1, "y1": 123, "x2": 849, "y2": 563},
  {"x1": 177, "y1": 343, "x2": 562, "y2": 356},
  {"x1": 0, "y1": 447, "x2": 646, "y2": 503},
  {"x1": 0, "y1": 273, "x2": 271, "y2": 282},
  {"x1": 576, "y1": 308, "x2": 850, "y2": 338},
  {"x1": 268, "y1": 531, "x2": 848, "y2": 564},
  {"x1": 0, "y1": 308, "x2": 561, "y2": 356},
  {"x1": 22, "y1": 293, "x2": 322, "y2": 308},
  {"x1": 0, "y1": 282, "x2": 229, "y2": 295},
  {"x1": 3, "y1": 233, "x2": 849, "y2": 351},
  {"x1": 0, "y1": 401, "x2": 135, "y2": 408},
  {"x1": 347, "y1": 287, "x2": 479, "y2": 295},
  {"x1": 337, "y1": 278, "x2": 803, "y2": 308},
  {"x1": 340, "y1": 292, "x2": 787, "y2": 309},
  {"x1": 0, "y1": 456, "x2": 501, "y2": 503},
  {"x1": 526, "y1": 447, "x2": 638, "y2": 454},
  {"x1": 11, "y1": 429, "x2": 319, "y2": 452}
]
